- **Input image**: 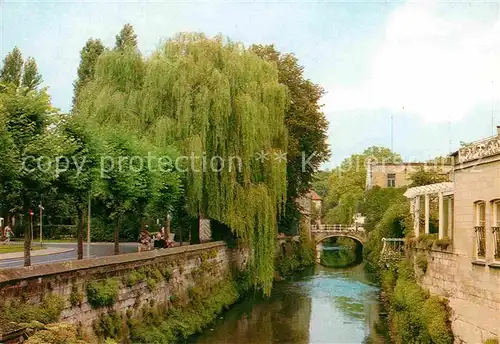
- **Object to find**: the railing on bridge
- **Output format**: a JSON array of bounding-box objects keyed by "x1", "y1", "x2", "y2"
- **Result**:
[
  {"x1": 312, "y1": 224, "x2": 364, "y2": 232},
  {"x1": 381, "y1": 238, "x2": 405, "y2": 254}
]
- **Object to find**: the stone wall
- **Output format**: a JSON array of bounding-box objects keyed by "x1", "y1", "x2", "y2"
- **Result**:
[
  {"x1": 414, "y1": 247, "x2": 500, "y2": 343},
  {"x1": 0, "y1": 241, "x2": 248, "y2": 341}
]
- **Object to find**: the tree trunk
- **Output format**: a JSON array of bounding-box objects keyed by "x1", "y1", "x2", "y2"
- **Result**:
[
  {"x1": 114, "y1": 216, "x2": 120, "y2": 255},
  {"x1": 77, "y1": 207, "x2": 84, "y2": 260},
  {"x1": 24, "y1": 213, "x2": 31, "y2": 267}
]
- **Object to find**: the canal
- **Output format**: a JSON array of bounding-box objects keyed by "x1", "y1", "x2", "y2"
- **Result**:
[{"x1": 191, "y1": 250, "x2": 386, "y2": 344}]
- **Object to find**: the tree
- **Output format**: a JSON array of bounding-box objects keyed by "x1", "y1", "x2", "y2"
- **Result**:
[
  {"x1": 0, "y1": 86, "x2": 58, "y2": 266},
  {"x1": 0, "y1": 47, "x2": 23, "y2": 87},
  {"x1": 21, "y1": 57, "x2": 43, "y2": 91},
  {"x1": 56, "y1": 116, "x2": 101, "y2": 259},
  {"x1": 312, "y1": 171, "x2": 330, "y2": 198},
  {"x1": 323, "y1": 146, "x2": 401, "y2": 224},
  {"x1": 409, "y1": 167, "x2": 449, "y2": 187},
  {"x1": 77, "y1": 33, "x2": 288, "y2": 294},
  {"x1": 250, "y1": 45, "x2": 330, "y2": 234},
  {"x1": 115, "y1": 24, "x2": 138, "y2": 51},
  {"x1": 72, "y1": 39, "x2": 105, "y2": 109}
]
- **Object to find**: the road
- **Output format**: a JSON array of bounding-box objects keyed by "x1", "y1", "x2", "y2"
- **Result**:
[{"x1": 0, "y1": 242, "x2": 139, "y2": 269}]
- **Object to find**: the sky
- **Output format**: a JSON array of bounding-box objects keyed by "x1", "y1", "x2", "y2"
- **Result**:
[{"x1": 1, "y1": 0, "x2": 500, "y2": 169}]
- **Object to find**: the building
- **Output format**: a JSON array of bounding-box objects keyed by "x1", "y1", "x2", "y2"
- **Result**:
[
  {"x1": 366, "y1": 161, "x2": 452, "y2": 189},
  {"x1": 404, "y1": 129, "x2": 500, "y2": 343},
  {"x1": 310, "y1": 191, "x2": 322, "y2": 211}
]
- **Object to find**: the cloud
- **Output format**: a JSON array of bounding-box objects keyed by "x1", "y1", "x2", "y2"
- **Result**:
[{"x1": 323, "y1": 1, "x2": 500, "y2": 123}]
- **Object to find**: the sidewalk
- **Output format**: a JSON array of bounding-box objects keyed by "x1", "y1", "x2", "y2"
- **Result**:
[{"x1": 0, "y1": 247, "x2": 75, "y2": 260}]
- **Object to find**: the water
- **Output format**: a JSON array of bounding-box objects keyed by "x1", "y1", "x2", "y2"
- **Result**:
[{"x1": 191, "y1": 264, "x2": 386, "y2": 344}]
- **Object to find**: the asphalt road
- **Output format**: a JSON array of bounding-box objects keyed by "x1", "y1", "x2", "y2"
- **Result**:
[{"x1": 0, "y1": 242, "x2": 139, "y2": 269}]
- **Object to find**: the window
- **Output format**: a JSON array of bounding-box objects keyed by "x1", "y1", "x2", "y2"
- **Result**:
[
  {"x1": 474, "y1": 202, "x2": 486, "y2": 258},
  {"x1": 387, "y1": 173, "x2": 396, "y2": 188},
  {"x1": 493, "y1": 201, "x2": 500, "y2": 259}
]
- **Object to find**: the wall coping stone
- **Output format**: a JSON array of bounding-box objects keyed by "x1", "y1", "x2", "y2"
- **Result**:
[
  {"x1": 0, "y1": 241, "x2": 226, "y2": 284},
  {"x1": 471, "y1": 260, "x2": 487, "y2": 266}
]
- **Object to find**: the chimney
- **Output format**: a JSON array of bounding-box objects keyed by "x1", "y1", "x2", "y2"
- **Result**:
[{"x1": 497, "y1": 126, "x2": 500, "y2": 136}]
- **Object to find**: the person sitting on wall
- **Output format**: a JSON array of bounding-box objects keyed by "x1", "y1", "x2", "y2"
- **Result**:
[{"x1": 138, "y1": 229, "x2": 152, "y2": 252}]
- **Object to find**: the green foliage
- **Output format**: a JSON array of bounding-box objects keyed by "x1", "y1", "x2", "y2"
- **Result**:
[
  {"x1": 0, "y1": 47, "x2": 23, "y2": 87},
  {"x1": 435, "y1": 237, "x2": 452, "y2": 249},
  {"x1": 418, "y1": 233, "x2": 438, "y2": 249},
  {"x1": 415, "y1": 253, "x2": 428, "y2": 273},
  {"x1": 114, "y1": 23, "x2": 138, "y2": 51},
  {"x1": 363, "y1": 199, "x2": 409, "y2": 273},
  {"x1": 324, "y1": 146, "x2": 401, "y2": 224},
  {"x1": 409, "y1": 167, "x2": 450, "y2": 187},
  {"x1": 77, "y1": 33, "x2": 288, "y2": 294},
  {"x1": 251, "y1": 45, "x2": 329, "y2": 234},
  {"x1": 125, "y1": 269, "x2": 146, "y2": 287},
  {"x1": 21, "y1": 57, "x2": 43, "y2": 91},
  {"x1": 484, "y1": 339, "x2": 499, "y2": 344},
  {"x1": 72, "y1": 38, "x2": 105, "y2": 108},
  {"x1": 311, "y1": 171, "x2": 330, "y2": 198},
  {"x1": 275, "y1": 225, "x2": 315, "y2": 278},
  {"x1": 125, "y1": 266, "x2": 172, "y2": 288},
  {"x1": 86, "y1": 279, "x2": 119, "y2": 308},
  {"x1": 129, "y1": 279, "x2": 240, "y2": 343},
  {"x1": 362, "y1": 186, "x2": 406, "y2": 232},
  {"x1": 93, "y1": 311, "x2": 122, "y2": 340},
  {"x1": 25, "y1": 323, "x2": 87, "y2": 344},
  {"x1": 70, "y1": 284, "x2": 84, "y2": 307},
  {"x1": 381, "y1": 259, "x2": 453, "y2": 344},
  {"x1": 0, "y1": 295, "x2": 64, "y2": 327}
]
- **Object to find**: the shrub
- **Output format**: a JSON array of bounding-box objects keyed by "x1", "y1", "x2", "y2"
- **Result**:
[
  {"x1": 484, "y1": 339, "x2": 499, "y2": 344},
  {"x1": 436, "y1": 237, "x2": 452, "y2": 249},
  {"x1": 382, "y1": 259, "x2": 453, "y2": 344},
  {"x1": 1, "y1": 295, "x2": 65, "y2": 330},
  {"x1": 70, "y1": 284, "x2": 84, "y2": 307},
  {"x1": 86, "y1": 279, "x2": 119, "y2": 308},
  {"x1": 25, "y1": 323, "x2": 86, "y2": 344},
  {"x1": 125, "y1": 270, "x2": 146, "y2": 287},
  {"x1": 415, "y1": 253, "x2": 428, "y2": 273},
  {"x1": 418, "y1": 233, "x2": 437, "y2": 249},
  {"x1": 93, "y1": 311, "x2": 122, "y2": 340}
]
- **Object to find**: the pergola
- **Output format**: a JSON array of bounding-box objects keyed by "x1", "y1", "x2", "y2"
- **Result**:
[{"x1": 404, "y1": 182, "x2": 454, "y2": 239}]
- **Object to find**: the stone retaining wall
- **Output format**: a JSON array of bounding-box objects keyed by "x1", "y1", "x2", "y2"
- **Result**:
[
  {"x1": 414, "y1": 248, "x2": 500, "y2": 343},
  {"x1": 0, "y1": 241, "x2": 248, "y2": 341}
]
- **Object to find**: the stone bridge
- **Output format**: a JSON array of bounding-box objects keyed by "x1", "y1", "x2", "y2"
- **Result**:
[{"x1": 311, "y1": 224, "x2": 367, "y2": 245}]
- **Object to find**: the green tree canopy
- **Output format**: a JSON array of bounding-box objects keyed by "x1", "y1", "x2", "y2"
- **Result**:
[
  {"x1": 250, "y1": 45, "x2": 329, "y2": 235},
  {"x1": 21, "y1": 57, "x2": 43, "y2": 91},
  {"x1": 73, "y1": 38, "x2": 105, "y2": 108},
  {"x1": 323, "y1": 146, "x2": 401, "y2": 224},
  {"x1": 115, "y1": 23, "x2": 138, "y2": 51},
  {"x1": 76, "y1": 33, "x2": 289, "y2": 294},
  {"x1": 0, "y1": 47, "x2": 23, "y2": 87}
]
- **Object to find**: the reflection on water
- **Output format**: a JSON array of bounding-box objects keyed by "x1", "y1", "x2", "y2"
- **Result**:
[{"x1": 191, "y1": 264, "x2": 386, "y2": 344}]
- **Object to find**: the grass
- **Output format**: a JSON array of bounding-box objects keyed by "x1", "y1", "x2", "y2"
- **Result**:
[{"x1": 0, "y1": 245, "x2": 45, "y2": 254}]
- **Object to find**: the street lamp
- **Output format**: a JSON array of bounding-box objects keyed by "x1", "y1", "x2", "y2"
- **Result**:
[{"x1": 39, "y1": 203, "x2": 44, "y2": 247}]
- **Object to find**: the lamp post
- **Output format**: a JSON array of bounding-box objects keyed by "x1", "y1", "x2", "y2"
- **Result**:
[
  {"x1": 87, "y1": 192, "x2": 91, "y2": 258},
  {"x1": 38, "y1": 203, "x2": 44, "y2": 247}
]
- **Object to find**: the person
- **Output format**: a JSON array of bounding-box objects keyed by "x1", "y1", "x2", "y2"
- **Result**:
[
  {"x1": 160, "y1": 226, "x2": 165, "y2": 239},
  {"x1": 3, "y1": 225, "x2": 13, "y2": 246},
  {"x1": 138, "y1": 229, "x2": 152, "y2": 252}
]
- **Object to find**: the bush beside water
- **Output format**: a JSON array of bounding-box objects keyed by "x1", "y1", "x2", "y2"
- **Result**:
[{"x1": 381, "y1": 259, "x2": 453, "y2": 344}]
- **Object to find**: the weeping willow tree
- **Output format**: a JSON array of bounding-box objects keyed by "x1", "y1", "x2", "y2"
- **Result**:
[{"x1": 76, "y1": 33, "x2": 288, "y2": 293}]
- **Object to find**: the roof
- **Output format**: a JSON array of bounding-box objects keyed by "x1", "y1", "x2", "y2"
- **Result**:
[
  {"x1": 403, "y1": 182, "x2": 454, "y2": 199},
  {"x1": 310, "y1": 190, "x2": 322, "y2": 201}
]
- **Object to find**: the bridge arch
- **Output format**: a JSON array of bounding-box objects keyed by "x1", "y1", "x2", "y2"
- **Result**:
[
  {"x1": 314, "y1": 233, "x2": 365, "y2": 246},
  {"x1": 311, "y1": 225, "x2": 367, "y2": 264}
]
